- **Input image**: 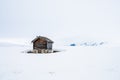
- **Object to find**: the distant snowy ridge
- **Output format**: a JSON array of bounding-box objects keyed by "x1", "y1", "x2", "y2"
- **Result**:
[
  {"x1": 0, "y1": 38, "x2": 120, "y2": 47},
  {"x1": 0, "y1": 42, "x2": 28, "y2": 47},
  {"x1": 69, "y1": 41, "x2": 107, "y2": 46},
  {"x1": 0, "y1": 38, "x2": 31, "y2": 47},
  {"x1": 80, "y1": 42, "x2": 106, "y2": 46}
]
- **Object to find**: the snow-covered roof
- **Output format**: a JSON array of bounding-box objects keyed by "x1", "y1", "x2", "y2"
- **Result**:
[{"x1": 31, "y1": 36, "x2": 54, "y2": 43}]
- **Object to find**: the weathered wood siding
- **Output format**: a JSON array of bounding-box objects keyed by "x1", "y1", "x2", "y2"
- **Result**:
[
  {"x1": 47, "y1": 42, "x2": 53, "y2": 50},
  {"x1": 33, "y1": 38, "x2": 47, "y2": 49}
]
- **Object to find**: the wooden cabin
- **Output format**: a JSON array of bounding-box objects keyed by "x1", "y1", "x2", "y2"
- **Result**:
[{"x1": 32, "y1": 36, "x2": 54, "y2": 50}]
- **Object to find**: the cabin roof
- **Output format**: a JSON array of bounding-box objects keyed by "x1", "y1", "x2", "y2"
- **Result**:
[{"x1": 32, "y1": 36, "x2": 54, "y2": 43}]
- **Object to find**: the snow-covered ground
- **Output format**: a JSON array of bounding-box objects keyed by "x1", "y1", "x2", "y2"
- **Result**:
[
  {"x1": 0, "y1": 43, "x2": 120, "y2": 80},
  {"x1": 1, "y1": 0, "x2": 120, "y2": 79}
]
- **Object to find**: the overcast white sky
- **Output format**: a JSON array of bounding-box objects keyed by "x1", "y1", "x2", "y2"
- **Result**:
[{"x1": 0, "y1": 0, "x2": 120, "y2": 42}]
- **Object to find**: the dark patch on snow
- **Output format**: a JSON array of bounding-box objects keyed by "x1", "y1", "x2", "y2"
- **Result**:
[
  {"x1": 69, "y1": 42, "x2": 106, "y2": 47},
  {"x1": 70, "y1": 43, "x2": 76, "y2": 46},
  {"x1": 26, "y1": 49, "x2": 61, "y2": 54}
]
